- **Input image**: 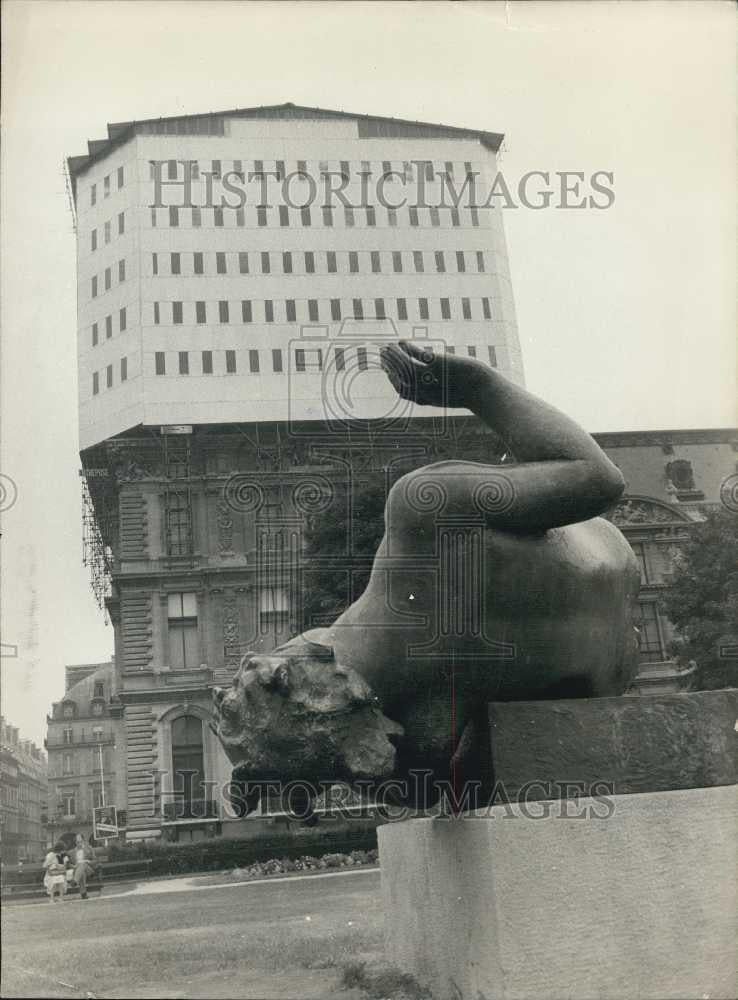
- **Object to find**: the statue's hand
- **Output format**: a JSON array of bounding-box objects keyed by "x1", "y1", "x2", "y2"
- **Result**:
[{"x1": 382, "y1": 340, "x2": 490, "y2": 409}]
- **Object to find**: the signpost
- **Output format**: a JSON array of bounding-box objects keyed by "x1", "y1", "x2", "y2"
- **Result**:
[{"x1": 93, "y1": 805, "x2": 118, "y2": 840}]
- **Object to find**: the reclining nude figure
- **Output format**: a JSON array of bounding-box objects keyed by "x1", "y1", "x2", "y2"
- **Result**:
[{"x1": 213, "y1": 342, "x2": 640, "y2": 812}]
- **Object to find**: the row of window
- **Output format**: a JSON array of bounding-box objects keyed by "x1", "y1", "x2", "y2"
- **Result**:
[
  {"x1": 149, "y1": 295, "x2": 497, "y2": 326},
  {"x1": 92, "y1": 343, "x2": 497, "y2": 390},
  {"x1": 155, "y1": 158, "x2": 477, "y2": 183},
  {"x1": 152, "y1": 203, "x2": 485, "y2": 230},
  {"x1": 150, "y1": 247, "x2": 491, "y2": 277},
  {"x1": 54, "y1": 786, "x2": 108, "y2": 818},
  {"x1": 92, "y1": 357, "x2": 128, "y2": 393},
  {"x1": 90, "y1": 166, "x2": 125, "y2": 206},
  {"x1": 90, "y1": 212, "x2": 126, "y2": 252},
  {"x1": 91, "y1": 308, "x2": 127, "y2": 344},
  {"x1": 90, "y1": 256, "x2": 126, "y2": 298},
  {"x1": 59, "y1": 749, "x2": 108, "y2": 777}
]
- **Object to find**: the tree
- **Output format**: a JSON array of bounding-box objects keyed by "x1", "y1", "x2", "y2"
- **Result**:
[
  {"x1": 302, "y1": 473, "x2": 388, "y2": 629},
  {"x1": 662, "y1": 507, "x2": 738, "y2": 690}
]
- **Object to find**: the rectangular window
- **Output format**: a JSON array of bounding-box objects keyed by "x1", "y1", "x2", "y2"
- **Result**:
[
  {"x1": 236, "y1": 208, "x2": 245, "y2": 227},
  {"x1": 322, "y1": 206, "x2": 334, "y2": 227},
  {"x1": 340, "y1": 160, "x2": 350, "y2": 179},
  {"x1": 476, "y1": 251, "x2": 485, "y2": 273},
  {"x1": 152, "y1": 252, "x2": 158, "y2": 275},
  {"x1": 382, "y1": 160, "x2": 392, "y2": 176},
  {"x1": 106, "y1": 364, "x2": 113, "y2": 388},
  {"x1": 335, "y1": 347, "x2": 345, "y2": 370},
  {"x1": 308, "y1": 299, "x2": 319, "y2": 322},
  {"x1": 154, "y1": 302, "x2": 160, "y2": 324},
  {"x1": 91, "y1": 184, "x2": 96, "y2": 206},
  {"x1": 264, "y1": 300, "x2": 274, "y2": 322},
  {"x1": 277, "y1": 205, "x2": 289, "y2": 226},
  {"x1": 62, "y1": 792, "x2": 76, "y2": 816},
  {"x1": 330, "y1": 299, "x2": 341, "y2": 321},
  {"x1": 196, "y1": 301, "x2": 206, "y2": 324},
  {"x1": 441, "y1": 298, "x2": 451, "y2": 319},
  {"x1": 104, "y1": 267, "x2": 111, "y2": 290},
  {"x1": 344, "y1": 207, "x2": 355, "y2": 227},
  {"x1": 392, "y1": 251, "x2": 403, "y2": 273},
  {"x1": 117, "y1": 165, "x2": 124, "y2": 188},
  {"x1": 419, "y1": 298, "x2": 429, "y2": 320},
  {"x1": 388, "y1": 208, "x2": 398, "y2": 227},
  {"x1": 446, "y1": 345, "x2": 455, "y2": 354},
  {"x1": 409, "y1": 207, "x2": 419, "y2": 226},
  {"x1": 435, "y1": 251, "x2": 446, "y2": 273},
  {"x1": 119, "y1": 307, "x2": 127, "y2": 331},
  {"x1": 456, "y1": 252, "x2": 466, "y2": 273},
  {"x1": 167, "y1": 159, "x2": 177, "y2": 180},
  {"x1": 349, "y1": 252, "x2": 359, "y2": 273},
  {"x1": 219, "y1": 300, "x2": 229, "y2": 323},
  {"x1": 63, "y1": 728, "x2": 73, "y2": 745},
  {"x1": 282, "y1": 251, "x2": 293, "y2": 274},
  {"x1": 92, "y1": 322, "x2": 98, "y2": 346},
  {"x1": 226, "y1": 350, "x2": 236, "y2": 374},
  {"x1": 425, "y1": 161, "x2": 434, "y2": 182},
  {"x1": 105, "y1": 315, "x2": 112, "y2": 339},
  {"x1": 276, "y1": 160, "x2": 285, "y2": 181},
  {"x1": 173, "y1": 301, "x2": 183, "y2": 324},
  {"x1": 482, "y1": 297, "x2": 491, "y2": 320},
  {"x1": 637, "y1": 601, "x2": 666, "y2": 662},
  {"x1": 92, "y1": 371, "x2": 99, "y2": 395},
  {"x1": 488, "y1": 346, "x2": 497, "y2": 368},
  {"x1": 249, "y1": 350, "x2": 260, "y2": 373},
  {"x1": 261, "y1": 252, "x2": 270, "y2": 274},
  {"x1": 104, "y1": 220, "x2": 111, "y2": 244},
  {"x1": 241, "y1": 300, "x2": 252, "y2": 323},
  {"x1": 356, "y1": 346, "x2": 368, "y2": 369},
  {"x1": 353, "y1": 299, "x2": 363, "y2": 320},
  {"x1": 194, "y1": 252, "x2": 204, "y2": 274},
  {"x1": 291, "y1": 351, "x2": 305, "y2": 372},
  {"x1": 91, "y1": 229, "x2": 97, "y2": 252},
  {"x1": 450, "y1": 208, "x2": 460, "y2": 227},
  {"x1": 171, "y1": 252, "x2": 181, "y2": 275},
  {"x1": 301, "y1": 206, "x2": 311, "y2": 227},
  {"x1": 155, "y1": 351, "x2": 165, "y2": 375},
  {"x1": 467, "y1": 345, "x2": 477, "y2": 358},
  {"x1": 413, "y1": 251, "x2": 424, "y2": 273},
  {"x1": 445, "y1": 161, "x2": 454, "y2": 177},
  {"x1": 167, "y1": 592, "x2": 198, "y2": 668},
  {"x1": 305, "y1": 251, "x2": 315, "y2": 274},
  {"x1": 397, "y1": 298, "x2": 408, "y2": 320},
  {"x1": 202, "y1": 350, "x2": 213, "y2": 374},
  {"x1": 470, "y1": 207, "x2": 479, "y2": 227},
  {"x1": 104, "y1": 174, "x2": 110, "y2": 197},
  {"x1": 212, "y1": 159, "x2": 221, "y2": 179},
  {"x1": 151, "y1": 207, "x2": 157, "y2": 227},
  {"x1": 462, "y1": 298, "x2": 471, "y2": 320},
  {"x1": 238, "y1": 252, "x2": 248, "y2": 274},
  {"x1": 253, "y1": 159, "x2": 264, "y2": 176},
  {"x1": 327, "y1": 251, "x2": 337, "y2": 273},
  {"x1": 216, "y1": 252, "x2": 226, "y2": 274},
  {"x1": 192, "y1": 206, "x2": 202, "y2": 227},
  {"x1": 169, "y1": 206, "x2": 179, "y2": 227},
  {"x1": 286, "y1": 299, "x2": 297, "y2": 322},
  {"x1": 118, "y1": 211, "x2": 125, "y2": 235},
  {"x1": 272, "y1": 349, "x2": 283, "y2": 373},
  {"x1": 118, "y1": 259, "x2": 126, "y2": 282},
  {"x1": 374, "y1": 298, "x2": 386, "y2": 319},
  {"x1": 371, "y1": 251, "x2": 381, "y2": 273},
  {"x1": 430, "y1": 207, "x2": 440, "y2": 227},
  {"x1": 366, "y1": 206, "x2": 376, "y2": 226},
  {"x1": 257, "y1": 207, "x2": 267, "y2": 227},
  {"x1": 179, "y1": 351, "x2": 189, "y2": 375},
  {"x1": 214, "y1": 207, "x2": 224, "y2": 227},
  {"x1": 120, "y1": 356, "x2": 128, "y2": 381}
]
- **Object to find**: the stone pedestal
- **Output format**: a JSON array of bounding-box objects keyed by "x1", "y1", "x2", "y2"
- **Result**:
[{"x1": 379, "y1": 785, "x2": 737, "y2": 1000}]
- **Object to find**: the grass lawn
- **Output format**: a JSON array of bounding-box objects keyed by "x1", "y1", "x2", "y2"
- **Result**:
[{"x1": 1, "y1": 870, "x2": 427, "y2": 999}]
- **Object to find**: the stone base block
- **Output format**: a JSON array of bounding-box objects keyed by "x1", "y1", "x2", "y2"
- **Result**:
[{"x1": 379, "y1": 785, "x2": 737, "y2": 1000}]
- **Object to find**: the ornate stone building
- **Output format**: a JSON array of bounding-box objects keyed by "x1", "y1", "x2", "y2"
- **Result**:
[{"x1": 0, "y1": 718, "x2": 47, "y2": 864}]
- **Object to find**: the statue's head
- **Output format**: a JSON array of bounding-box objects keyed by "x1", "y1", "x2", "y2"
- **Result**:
[{"x1": 212, "y1": 650, "x2": 404, "y2": 791}]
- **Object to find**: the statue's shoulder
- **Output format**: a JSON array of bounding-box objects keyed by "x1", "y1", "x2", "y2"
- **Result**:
[{"x1": 272, "y1": 629, "x2": 335, "y2": 661}]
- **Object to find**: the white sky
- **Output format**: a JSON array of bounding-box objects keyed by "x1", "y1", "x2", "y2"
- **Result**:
[{"x1": 1, "y1": 0, "x2": 736, "y2": 744}]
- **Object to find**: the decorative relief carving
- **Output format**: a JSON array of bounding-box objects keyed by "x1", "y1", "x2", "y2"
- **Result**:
[
  {"x1": 609, "y1": 498, "x2": 683, "y2": 526},
  {"x1": 216, "y1": 500, "x2": 235, "y2": 556},
  {"x1": 222, "y1": 592, "x2": 241, "y2": 670}
]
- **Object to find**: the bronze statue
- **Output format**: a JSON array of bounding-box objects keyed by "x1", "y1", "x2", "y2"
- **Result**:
[{"x1": 213, "y1": 343, "x2": 639, "y2": 814}]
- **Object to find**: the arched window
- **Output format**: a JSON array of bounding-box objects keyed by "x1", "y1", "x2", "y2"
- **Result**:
[{"x1": 171, "y1": 715, "x2": 204, "y2": 818}]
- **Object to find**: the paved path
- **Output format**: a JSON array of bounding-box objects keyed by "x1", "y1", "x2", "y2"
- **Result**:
[{"x1": 116, "y1": 864, "x2": 380, "y2": 897}]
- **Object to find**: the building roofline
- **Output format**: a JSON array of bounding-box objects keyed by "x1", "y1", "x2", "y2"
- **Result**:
[{"x1": 66, "y1": 102, "x2": 504, "y2": 198}]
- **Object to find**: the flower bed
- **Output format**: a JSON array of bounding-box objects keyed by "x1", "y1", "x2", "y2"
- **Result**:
[{"x1": 228, "y1": 848, "x2": 379, "y2": 881}]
